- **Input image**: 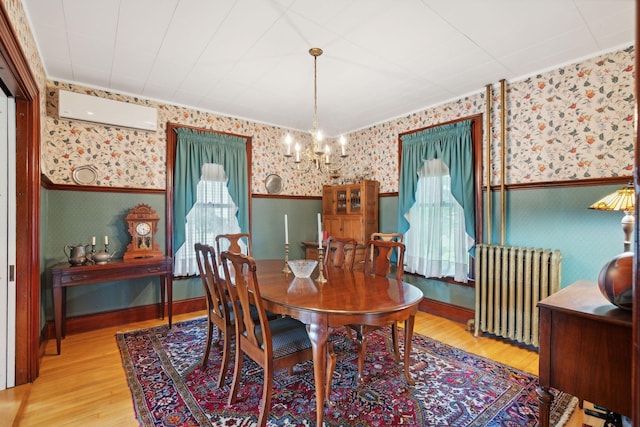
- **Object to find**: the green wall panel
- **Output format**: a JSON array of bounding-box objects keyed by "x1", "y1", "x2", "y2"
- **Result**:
[
  {"x1": 497, "y1": 184, "x2": 624, "y2": 287},
  {"x1": 251, "y1": 197, "x2": 322, "y2": 260},
  {"x1": 41, "y1": 185, "x2": 626, "y2": 322},
  {"x1": 41, "y1": 189, "x2": 193, "y2": 319},
  {"x1": 380, "y1": 184, "x2": 626, "y2": 291}
]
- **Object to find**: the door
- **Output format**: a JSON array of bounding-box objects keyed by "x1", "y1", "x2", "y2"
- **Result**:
[
  {"x1": 342, "y1": 217, "x2": 363, "y2": 243},
  {"x1": 0, "y1": 89, "x2": 16, "y2": 390},
  {"x1": 324, "y1": 217, "x2": 342, "y2": 238}
]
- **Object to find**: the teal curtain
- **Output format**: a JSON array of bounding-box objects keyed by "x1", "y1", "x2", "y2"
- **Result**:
[
  {"x1": 173, "y1": 128, "x2": 249, "y2": 254},
  {"x1": 398, "y1": 120, "x2": 475, "y2": 243}
]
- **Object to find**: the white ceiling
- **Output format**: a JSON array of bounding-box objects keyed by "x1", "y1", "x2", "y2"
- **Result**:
[{"x1": 22, "y1": 0, "x2": 635, "y2": 136}]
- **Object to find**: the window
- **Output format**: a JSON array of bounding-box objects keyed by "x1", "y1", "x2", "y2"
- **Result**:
[
  {"x1": 166, "y1": 124, "x2": 251, "y2": 277},
  {"x1": 173, "y1": 164, "x2": 244, "y2": 276},
  {"x1": 398, "y1": 115, "x2": 483, "y2": 284},
  {"x1": 404, "y1": 159, "x2": 471, "y2": 282}
]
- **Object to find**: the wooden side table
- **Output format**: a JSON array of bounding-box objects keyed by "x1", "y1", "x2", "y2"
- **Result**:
[
  {"x1": 537, "y1": 280, "x2": 631, "y2": 426},
  {"x1": 50, "y1": 256, "x2": 173, "y2": 354}
]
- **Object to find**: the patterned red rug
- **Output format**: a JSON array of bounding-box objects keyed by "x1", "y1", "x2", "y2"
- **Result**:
[{"x1": 117, "y1": 317, "x2": 577, "y2": 426}]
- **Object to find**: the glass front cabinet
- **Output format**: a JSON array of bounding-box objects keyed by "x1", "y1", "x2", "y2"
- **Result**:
[{"x1": 321, "y1": 180, "x2": 379, "y2": 245}]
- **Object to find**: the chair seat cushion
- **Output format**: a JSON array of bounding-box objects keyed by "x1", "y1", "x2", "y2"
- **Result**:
[{"x1": 255, "y1": 317, "x2": 311, "y2": 359}]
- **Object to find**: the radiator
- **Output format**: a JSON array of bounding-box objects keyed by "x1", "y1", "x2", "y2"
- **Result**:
[{"x1": 474, "y1": 244, "x2": 562, "y2": 347}]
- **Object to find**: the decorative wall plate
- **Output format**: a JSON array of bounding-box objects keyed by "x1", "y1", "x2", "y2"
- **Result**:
[
  {"x1": 72, "y1": 165, "x2": 98, "y2": 185},
  {"x1": 265, "y1": 174, "x2": 283, "y2": 194}
]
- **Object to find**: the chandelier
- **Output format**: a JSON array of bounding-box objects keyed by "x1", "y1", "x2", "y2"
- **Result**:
[{"x1": 284, "y1": 48, "x2": 348, "y2": 177}]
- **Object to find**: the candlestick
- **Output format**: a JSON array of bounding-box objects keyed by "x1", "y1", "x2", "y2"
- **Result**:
[
  {"x1": 317, "y1": 213, "x2": 322, "y2": 248},
  {"x1": 284, "y1": 214, "x2": 289, "y2": 244},
  {"x1": 340, "y1": 135, "x2": 347, "y2": 156},
  {"x1": 316, "y1": 246, "x2": 327, "y2": 283},
  {"x1": 295, "y1": 143, "x2": 301, "y2": 162},
  {"x1": 282, "y1": 243, "x2": 291, "y2": 274}
]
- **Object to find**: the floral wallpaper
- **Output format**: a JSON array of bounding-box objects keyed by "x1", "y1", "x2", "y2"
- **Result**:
[
  {"x1": 40, "y1": 46, "x2": 635, "y2": 195},
  {"x1": 0, "y1": 0, "x2": 635, "y2": 196}
]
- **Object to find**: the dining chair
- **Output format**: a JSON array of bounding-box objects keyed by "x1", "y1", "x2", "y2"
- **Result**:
[
  {"x1": 194, "y1": 242, "x2": 234, "y2": 387},
  {"x1": 215, "y1": 233, "x2": 252, "y2": 264},
  {"x1": 323, "y1": 236, "x2": 357, "y2": 270},
  {"x1": 221, "y1": 251, "x2": 336, "y2": 427},
  {"x1": 370, "y1": 232, "x2": 403, "y2": 243},
  {"x1": 370, "y1": 232, "x2": 404, "y2": 274},
  {"x1": 348, "y1": 239, "x2": 406, "y2": 383}
]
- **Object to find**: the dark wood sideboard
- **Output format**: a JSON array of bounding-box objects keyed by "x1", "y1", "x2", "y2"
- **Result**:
[
  {"x1": 50, "y1": 256, "x2": 173, "y2": 354},
  {"x1": 537, "y1": 280, "x2": 631, "y2": 426}
]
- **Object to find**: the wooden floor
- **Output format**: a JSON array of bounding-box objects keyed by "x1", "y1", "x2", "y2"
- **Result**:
[{"x1": 3, "y1": 310, "x2": 599, "y2": 426}]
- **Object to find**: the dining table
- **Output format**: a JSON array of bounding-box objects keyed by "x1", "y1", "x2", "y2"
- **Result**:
[{"x1": 253, "y1": 259, "x2": 424, "y2": 427}]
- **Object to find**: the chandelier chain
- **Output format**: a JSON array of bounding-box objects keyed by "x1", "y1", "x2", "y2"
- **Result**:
[
  {"x1": 283, "y1": 47, "x2": 347, "y2": 178},
  {"x1": 310, "y1": 48, "x2": 322, "y2": 135}
]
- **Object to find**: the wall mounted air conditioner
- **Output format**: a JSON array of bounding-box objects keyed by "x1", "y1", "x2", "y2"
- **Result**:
[{"x1": 58, "y1": 90, "x2": 157, "y2": 131}]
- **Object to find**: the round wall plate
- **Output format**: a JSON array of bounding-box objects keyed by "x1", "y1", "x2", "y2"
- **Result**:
[
  {"x1": 264, "y1": 174, "x2": 283, "y2": 194},
  {"x1": 72, "y1": 165, "x2": 98, "y2": 185}
]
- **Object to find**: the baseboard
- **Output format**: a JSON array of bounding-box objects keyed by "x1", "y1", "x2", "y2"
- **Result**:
[
  {"x1": 44, "y1": 296, "x2": 207, "y2": 340},
  {"x1": 42, "y1": 295, "x2": 472, "y2": 339},
  {"x1": 418, "y1": 298, "x2": 474, "y2": 325}
]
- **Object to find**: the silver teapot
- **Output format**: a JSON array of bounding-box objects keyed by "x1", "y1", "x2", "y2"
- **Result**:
[
  {"x1": 64, "y1": 243, "x2": 90, "y2": 266},
  {"x1": 88, "y1": 249, "x2": 116, "y2": 265}
]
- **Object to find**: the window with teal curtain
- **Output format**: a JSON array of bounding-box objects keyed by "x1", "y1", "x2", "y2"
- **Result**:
[
  {"x1": 398, "y1": 120, "x2": 475, "y2": 282},
  {"x1": 173, "y1": 128, "x2": 249, "y2": 274}
]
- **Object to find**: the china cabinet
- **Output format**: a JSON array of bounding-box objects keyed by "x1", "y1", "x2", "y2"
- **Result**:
[{"x1": 322, "y1": 180, "x2": 379, "y2": 244}]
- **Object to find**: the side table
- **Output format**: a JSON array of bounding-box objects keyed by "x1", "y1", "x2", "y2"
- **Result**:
[
  {"x1": 537, "y1": 280, "x2": 631, "y2": 426},
  {"x1": 50, "y1": 256, "x2": 173, "y2": 354}
]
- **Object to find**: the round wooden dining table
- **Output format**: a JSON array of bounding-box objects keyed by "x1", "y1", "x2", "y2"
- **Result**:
[{"x1": 254, "y1": 259, "x2": 424, "y2": 427}]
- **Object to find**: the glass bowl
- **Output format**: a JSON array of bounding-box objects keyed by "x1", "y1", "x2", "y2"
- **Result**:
[{"x1": 287, "y1": 259, "x2": 318, "y2": 278}]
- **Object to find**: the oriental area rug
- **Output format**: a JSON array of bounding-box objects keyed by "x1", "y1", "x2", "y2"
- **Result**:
[{"x1": 117, "y1": 317, "x2": 577, "y2": 426}]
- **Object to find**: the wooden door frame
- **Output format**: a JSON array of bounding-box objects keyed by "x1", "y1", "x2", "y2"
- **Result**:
[
  {"x1": 0, "y1": 4, "x2": 40, "y2": 384},
  {"x1": 633, "y1": 0, "x2": 639, "y2": 423}
]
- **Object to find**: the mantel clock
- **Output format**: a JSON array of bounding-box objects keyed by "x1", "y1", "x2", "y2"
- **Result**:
[{"x1": 123, "y1": 204, "x2": 163, "y2": 260}]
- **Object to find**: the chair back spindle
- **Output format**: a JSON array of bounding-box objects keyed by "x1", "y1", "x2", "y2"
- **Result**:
[
  {"x1": 324, "y1": 236, "x2": 357, "y2": 270},
  {"x1": 216, "y1": 233, "x2": 252, "y2": 264},
  {"x1": 364, "y1": 239, "x2": 405, "y2": 280}
]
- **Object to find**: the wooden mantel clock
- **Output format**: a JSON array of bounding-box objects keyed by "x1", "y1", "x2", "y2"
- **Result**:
[{"x1": 123, "y1": 204, "x2": 164, "y2": 260}]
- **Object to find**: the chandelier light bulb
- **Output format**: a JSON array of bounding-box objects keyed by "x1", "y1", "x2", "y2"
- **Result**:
[
  {"x1": 295, "y1": 143, "x2": 301, "y2": 162},
  {"x1": 285, "y1": 133, "x2": 293, "y2": 156},
  {"x1": 339, "y1": 135, "x2": 347, "y2": 156}
]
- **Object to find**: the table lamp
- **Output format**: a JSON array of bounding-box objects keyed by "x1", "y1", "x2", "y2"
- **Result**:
[
  {"x1": 589, "y1": 184, "x2": 635, "y2": 252},
  {"x1": 590, "y1": 184, "x2": 635, "y2": 311}
]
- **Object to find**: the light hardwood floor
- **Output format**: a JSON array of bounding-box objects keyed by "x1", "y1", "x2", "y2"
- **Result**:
[{"x1": 3, "y1": 311, "x2": 599, "y2": 426}]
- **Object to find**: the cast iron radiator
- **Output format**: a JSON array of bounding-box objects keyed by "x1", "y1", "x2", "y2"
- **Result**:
[{"x1": 474, "y1": 244, "x2": 562, "y2": 347}]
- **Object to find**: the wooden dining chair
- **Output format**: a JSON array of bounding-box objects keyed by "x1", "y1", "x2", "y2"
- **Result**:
[
  {"x1": 323, "y1": 236, "x2": 357, "y2": 270},
  {"x1": 194, "y1": 242, "x2": 234, "y2": 387},
  {"x1": 370, "y1": 232, "x2": 404, "y2": 274},
  {"x1": 221, "y1": 251, "x2": 336, "y2": 427},
  {"x1": 215, "y1": 233, "x2": 252, "y2": 264},
  {"x1": 370, "y1": 232, "x2": 403, "y2": 243},
  {"x1": 348, "y1": 239, "x2": 406, "y2": 383}
]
